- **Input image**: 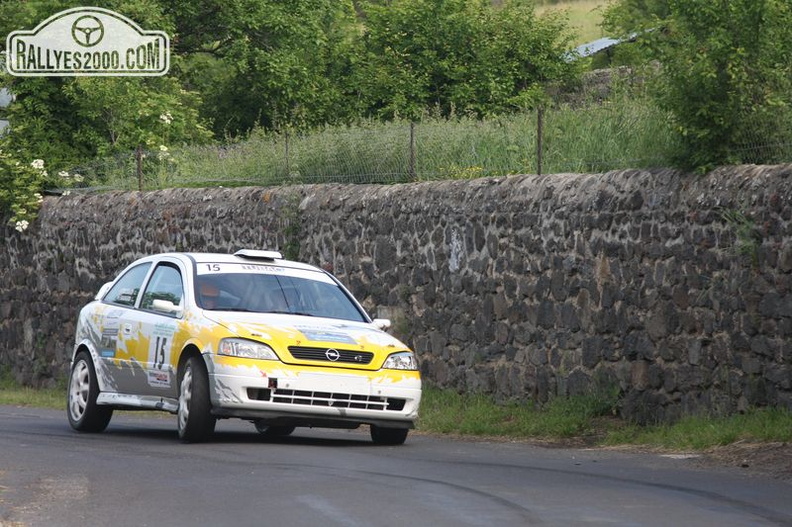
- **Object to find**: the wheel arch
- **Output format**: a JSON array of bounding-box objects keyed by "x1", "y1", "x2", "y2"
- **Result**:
[
  {"x1": 177, "y1": 344, "x2": 204, "y2": 380},
  {"x1": 71, "y1": 340, "x2": 111, "y2": 392}
]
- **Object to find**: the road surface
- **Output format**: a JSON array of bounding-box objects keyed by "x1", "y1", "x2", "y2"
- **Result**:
[{"x1": 1, "y1": 406, "x2": 790, "y2": 526}]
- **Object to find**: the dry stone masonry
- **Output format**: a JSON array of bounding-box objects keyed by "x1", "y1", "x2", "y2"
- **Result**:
[{"x1": 1, "y1": 166, "x2": 790, "y2": 423}]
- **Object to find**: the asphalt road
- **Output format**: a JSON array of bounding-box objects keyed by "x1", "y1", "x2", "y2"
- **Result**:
[{"x1": 1, "y1": 406, "x2": 791, "y2": 527}]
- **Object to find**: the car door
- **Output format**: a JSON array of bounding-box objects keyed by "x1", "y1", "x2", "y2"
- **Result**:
[
  {"x1": 98, "y1": 261, "x2": 153, "y2": 393},
  {"x1": 123, "y1": 260, "x2": 186, "y2": 397}
]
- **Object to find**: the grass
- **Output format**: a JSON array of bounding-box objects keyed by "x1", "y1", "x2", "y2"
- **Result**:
[
  {"x1": 536, "y1": 0, "x2": 607, "y2": 45},
  {"x1": 0, "y1": 370, "x2": 65, "y2": 409},
  {"x1": 418, "y1": 386, "x2": 792, "y2": 450},
  {"x1": 69, "y1": 93, "x2": 681, "y2": 192},
  {"x1": 605, "y1": 408, "x2": 792, "y2": 449},
  {"x1": 2, "y1": 372, "x2": 790, "y2": 451},
  {"x1": 418, "y1": 384, "x2": 620, "y2": 439}
]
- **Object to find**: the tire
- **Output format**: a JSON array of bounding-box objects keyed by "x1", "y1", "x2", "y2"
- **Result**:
[
  {"x1": 177, "y1": 356, "x2": 216, "y2": 443},
  {"x1": 67, "y1": 351, "x2": 113, "y2": 433},
  {"x1": 370, "y1": 425, "x2": 409, "y2": 445},
  {"x1": 253, "y1": 421, "x2": 295, "y2": 438}
]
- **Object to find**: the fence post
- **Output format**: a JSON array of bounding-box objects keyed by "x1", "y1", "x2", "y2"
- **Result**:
[
  {"x1": 284, "y1": 129, "x2": 290, "y2": 178},
  {"x1": 536, "y1": 106, "x2": 544, "y2": 176},
  {"x1": 136, "y1": 145, "x2": 143, "y2": 191},
  {"x1": 408, "y1": 122, "x2": 417, "y2": 182}
]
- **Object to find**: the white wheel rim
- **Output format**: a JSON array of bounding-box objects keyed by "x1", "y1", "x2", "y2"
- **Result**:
[
  {"x1": 69, "y1": 360, "x2": 90, "y2": 422},
  {"x1": 178, "y1": 365, "x2": 193, "y2": 433}
]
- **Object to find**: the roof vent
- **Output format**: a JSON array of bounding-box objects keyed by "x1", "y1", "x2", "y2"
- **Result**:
[{"x1": 234, "y1": 249, "x2": 283, "y2": 261}]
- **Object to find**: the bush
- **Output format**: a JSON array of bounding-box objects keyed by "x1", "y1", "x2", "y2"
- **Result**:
[{"x1": 0, "y1": 145, "x2": 47, "y2": 232}]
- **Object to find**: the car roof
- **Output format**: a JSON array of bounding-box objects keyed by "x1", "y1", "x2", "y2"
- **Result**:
[{"x1": 153, "y1": 251, "x2": 325, "y2": 274}]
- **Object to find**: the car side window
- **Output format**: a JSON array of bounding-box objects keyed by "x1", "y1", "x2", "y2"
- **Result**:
[
  {"x1": 140, "y1": 263, "x2": 184, "y2": 313},
  {"x1": 104, "y1": 263, "x2": 152, "y2": 306}
]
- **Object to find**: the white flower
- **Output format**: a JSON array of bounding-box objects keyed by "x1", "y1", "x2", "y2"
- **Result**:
[
  {"x1": 159, "y1": 145, "x2": 168, "y2": 152},
  {"x1": 30, "y1": 159, "x2": 45, "y2": 170},
  {"x1": 73, "y1": 173, "x2": 84, "y2": 182},
  {"x1": 34, "y1": 193, "x2": 44, "y2": 204},
  {"x1": 58, "y1": 170, "x2": 70, "y2": 178},
  {"x1": 15, "y1": 220, "x2": 29, "y2": 232},
  {"x1": 62, "y1": 190, "x2": 71, "y2": 196},
  {"x1": 159, "y1": 112, "x2": 173, "y2": 124}
]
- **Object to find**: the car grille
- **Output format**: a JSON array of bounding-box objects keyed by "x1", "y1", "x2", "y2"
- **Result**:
[
  {"x1": 288, "y1": 346, "x2": 374, "y2": 365},
  {"x1": 248, "y1": 388, "x2": 406, "y2": 411}
]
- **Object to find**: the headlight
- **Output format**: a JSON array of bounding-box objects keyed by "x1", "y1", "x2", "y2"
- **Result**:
[
  {"x1": 382, "y1": 351, "x2": 418, "y2": 370},
  {"x1": 218, "y1": 338, "x2": 280, "y2": 360}
]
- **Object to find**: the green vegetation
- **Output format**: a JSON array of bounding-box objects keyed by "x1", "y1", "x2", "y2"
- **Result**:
[
  {"x1": 720, "y1": 209, "x2": 762, "y2": 268},
  {"x1": 0, "y1": 0, "x2": 580, "y2": 223},
  {"x1": 605, "y1": 407, "x2": 792, "y2": 449},
  {"x1": 1, "y1": 0, "x2": 791, "y2": 220},
  {"x1": 603, "y1": 0, "x2": 792, "y2": 170},
  {"x1": 419, "y1": 384, "x2": 619, "y2": 439},
  {"x1": 536, "y1": 0, "x2": 607, "y2": 45},
  {"x1": 0, "y1": 148, "x2": 47, "y2": 230},
  {"x1": 418, "y1": 386, "x2": 792, "y2": 450},
  {"x1": 74, "y1": 92, "x2": 680, "y2": 190},
  {"x1": 0, "y1": 369, "x2": 64, "y2": 409}
]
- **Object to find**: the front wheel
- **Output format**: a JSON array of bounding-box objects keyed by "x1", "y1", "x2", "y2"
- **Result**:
[
  {"x1": 67, "y1": 351, "x2": 113, "y2": 432},
  {"x1": 177, "y1": 356, "x2": 216, "y2": 443},
  {"x1": 370, "y1": 425, "x2": 409, "y2": 445}
]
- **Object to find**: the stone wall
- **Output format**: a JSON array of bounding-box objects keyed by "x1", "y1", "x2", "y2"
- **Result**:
[{"x1": 1, "y1": 166, "x2": 790, "y2": 423}]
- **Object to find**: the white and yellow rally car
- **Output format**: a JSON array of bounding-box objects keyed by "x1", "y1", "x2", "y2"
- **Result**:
[{"x1": 67, "y1": 249, "x2": 421, "y2": 444}]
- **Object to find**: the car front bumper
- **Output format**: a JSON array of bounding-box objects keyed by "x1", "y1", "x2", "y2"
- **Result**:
[{"x1": 205, "y1": 354, "x2": 421, "y2": 429}]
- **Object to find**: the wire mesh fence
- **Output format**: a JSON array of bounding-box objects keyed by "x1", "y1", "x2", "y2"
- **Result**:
[{"x1": 56, "y1": 99, "x2": 792, "y2": 193}]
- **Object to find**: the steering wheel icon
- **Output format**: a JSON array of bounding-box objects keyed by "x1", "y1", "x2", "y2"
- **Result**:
[{"x1": 71, "y1": 15, "x2": 104, "y2": 47}]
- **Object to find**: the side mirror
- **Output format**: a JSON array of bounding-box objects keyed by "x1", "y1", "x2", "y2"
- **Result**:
[
  {"x1": 372, "y1": 318, "x2": 391, "y2": 331},
  {"x1": 152, "y1": 299, "x2": 182, "y2": 316},
  {"x1": 95, "y1": 282, "x2": 112, "y2": 301}
]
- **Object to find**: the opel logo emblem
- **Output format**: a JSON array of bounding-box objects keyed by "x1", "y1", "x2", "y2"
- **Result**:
[{"x1": 325, "y1": 348, "x2": 340, "y2": 362}]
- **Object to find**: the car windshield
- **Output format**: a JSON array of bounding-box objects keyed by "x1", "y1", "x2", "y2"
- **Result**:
[{"x1": 195, "y1": 263, "x2": 366, "y2": 322}]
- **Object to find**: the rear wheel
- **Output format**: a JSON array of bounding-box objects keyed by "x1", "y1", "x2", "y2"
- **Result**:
[
  {"x1": 177, "y1": 356, "x2": 216, "y2": 443},
  {"x1": 67, "y1": 351, "x2": 113, "y2": 432},
  {"x1": 370, "y1": 425, "x2": 409, "y2": 445},
  {"x1": 254, "y1": 421, "x2": 296, "y2": 438}
]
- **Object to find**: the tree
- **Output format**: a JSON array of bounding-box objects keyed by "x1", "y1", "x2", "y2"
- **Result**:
[
  {"x1": 601, "y1": 0, "x2": 671, "y2": 36},
  {"x1": 354, "y1": 0, "x2": 577, "y2": 120},
  {"x1": 657, "y1": 0, "x2": 792, "y2": 169},
  {"x1": 167, "y1": 0, "x2": 360, "y2": 135},
  {"x1": 602, "y1": 0, "x2": 792, "y2": 170}
]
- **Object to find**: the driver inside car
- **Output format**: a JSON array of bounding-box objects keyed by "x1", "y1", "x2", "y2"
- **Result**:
[{"x1": 199, "y1": 282, "x2": 221, "y2": 310}]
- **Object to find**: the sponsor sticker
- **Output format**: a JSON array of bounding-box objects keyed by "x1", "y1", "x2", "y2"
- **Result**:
[
  {"x1": 297, "y1": 327, "x2": 357, "y2": 344},
  {"x1": 198, "y1": 262, "x2": 334, "y2": 283},
  {"x1": 147, "y1": 370, "x2": 171, "y2": 388},
  {"x1": 148, "y1": 323, "x2": 176, "y2": 372}
]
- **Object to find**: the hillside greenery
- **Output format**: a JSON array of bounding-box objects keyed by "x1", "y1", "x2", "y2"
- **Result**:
[{"x1": 1, "y1": 0, "x2": 792, "y2": 222}]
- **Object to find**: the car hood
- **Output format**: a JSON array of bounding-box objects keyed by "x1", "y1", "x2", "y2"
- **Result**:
[{"x1": 202, "y1": 311, "x2": 409, "y2": 352}]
